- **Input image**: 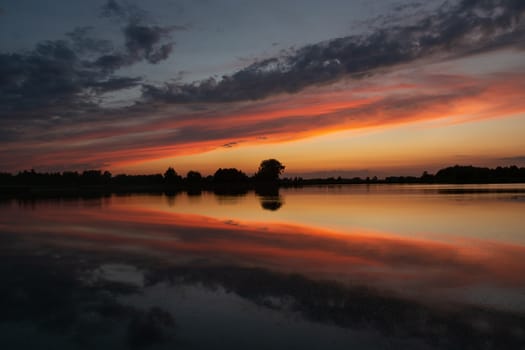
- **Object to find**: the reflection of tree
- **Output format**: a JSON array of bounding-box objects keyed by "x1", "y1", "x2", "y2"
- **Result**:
[
  {"x1": 259, "y1": 196, "x2": 284, "y2": 211},
  {"x1": 255, "y1": 186, "x2": 284, "y2": 211},
  {"x1": 164, "y1": 190, "x2": 181, "y2": 207},
  {"x1": 213, "y1": 187, "x2": 248, "y2": 196},
  {"x1": 186, "y1": 188, "x2": 202, "y2": 196},
  {"x1": 254, "y1": 186, "x2": 279, "y2": 197}
]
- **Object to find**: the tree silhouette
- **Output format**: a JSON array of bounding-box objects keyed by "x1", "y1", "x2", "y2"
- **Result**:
[
  {"x1": 186, "y1": 170, "x2": 202, "y2": 183},
  {"x1": 255, "y1": 159, "x2": 285, "y2": 182},
  {"x1": 2, "y1": 163, "x2": 525, "y2": 194},
  {"x1": 213, "y1": 168, "x2": 249, "y2": 183},
  {"x1": 164, "y1": 167, "x2": 181, "y2": 184}
]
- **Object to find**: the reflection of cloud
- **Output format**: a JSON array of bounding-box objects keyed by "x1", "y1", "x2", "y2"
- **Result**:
[
  {"x1": 1, "y1": 229, "x2": 523, "y2": 349},
  {"x1": 146, "y1": 265, "x2": 525, "y2": 349},
  {"x1": 4, "y1": 201, "x2": 525, "y2": 298},
  {"x1": 91, "y1": 263, "x2": 145, "y2": 287},
  {"x1": 0, "y1": 248, "x2": 176, "y2": 348}
]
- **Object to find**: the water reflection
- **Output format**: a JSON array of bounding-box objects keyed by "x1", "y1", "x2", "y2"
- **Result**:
[
  {"x1": 1, "y1": 185, "x2": 525, "y2": 349},
  {"x1": 2, "y1": 202, "x2": 523, "y2": 307},
  {"x1": 255, "y1": 186, "x2": 284, "y2": 211},
  {"x1": 259, "y1": 196, "x2": 284, "y2": 211},
  {"x1": 162, "y1": 187, "x2": 287, "y2": 211},
  {"x1": 0, "y1": 243, "x2": 523, "y2": 349},
  {"x1": 0, "y1": 247, "x2": 176, "y2": 349}
]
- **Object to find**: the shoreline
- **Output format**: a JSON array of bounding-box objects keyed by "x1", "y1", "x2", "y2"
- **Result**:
[{"x1": 2, "y1": 181, "x2": 525, "y2": 199}]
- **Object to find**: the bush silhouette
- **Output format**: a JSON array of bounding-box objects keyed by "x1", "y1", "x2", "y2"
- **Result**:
[{"x1": 254, "y1": 159, "x2": 285, "y2": 182}]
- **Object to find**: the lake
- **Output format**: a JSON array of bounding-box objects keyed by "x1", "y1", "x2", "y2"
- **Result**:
[{"x1": 1, "y1": 184, "x2": 524, "y2": 349}]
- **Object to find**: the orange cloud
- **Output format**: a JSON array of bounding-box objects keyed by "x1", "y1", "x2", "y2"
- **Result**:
[{"x1": 2, "y1": 67, "x2": 525, "y2": 172}]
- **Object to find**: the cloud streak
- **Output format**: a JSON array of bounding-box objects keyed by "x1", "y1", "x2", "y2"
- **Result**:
[
  {"x1": 0, "y1": 1, "x2": 181, "y2": 122},
  {"x1": 1, "y1": 0, "x2": 524, "y2": 172},
  {"x1": 142, "y1": 0, "x2": 525, "y2": 103},
  {"x1": 2, "y1": 66, "x2": 525, "y2": 171}
]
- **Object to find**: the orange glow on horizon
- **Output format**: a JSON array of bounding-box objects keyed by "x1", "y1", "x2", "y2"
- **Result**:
[{"x1": 2, "y1": 62, "x2": 525, "y2": 174}]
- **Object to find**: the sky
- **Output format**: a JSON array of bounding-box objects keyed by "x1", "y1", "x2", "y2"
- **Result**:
[{"x1": 0, "y1": 0, "x2": 524, "y2": 177}]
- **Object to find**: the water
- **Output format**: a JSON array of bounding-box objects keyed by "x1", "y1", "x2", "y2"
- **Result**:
[{"x1": 1, "y1": 184, "x2": 524, "y2": 349}]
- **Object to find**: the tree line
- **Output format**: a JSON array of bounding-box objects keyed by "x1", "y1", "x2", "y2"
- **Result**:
[
  {"x1": 386, "y1": 165, "x2": 525, "y2": 184},
  {"x1": 1, "y1": 163, "x2": 525, "y2": 191},
  {"x1": 0, "y1": 159, "x2": 286, "y2": 189}
]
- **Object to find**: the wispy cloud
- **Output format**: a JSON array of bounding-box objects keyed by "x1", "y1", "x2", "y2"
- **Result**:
[
  {"x1": 499, "y1": 156, "x2": 525, "y2": 163},
  {"x1": 2, "y1": 66, "x2": 525, "y2": 171},
  {"x1": 1, "y1": 0, "x2": 524, "y2": 172},
  {"x1": 0, "y1": 1, "x2": 182, "y2": 122},
  {"x1": 142, "y1": 0, "x2": 525, "y2": 103}
]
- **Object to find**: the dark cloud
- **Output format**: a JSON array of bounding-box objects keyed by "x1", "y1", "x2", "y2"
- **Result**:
[
  {"x1": 101, "y1": 0, "x2": 126, "y2": 18},
  {"x1": 222, "y1": 141, "x2": 240, "y2": 148},
  {"x1": 66, "y1": 26, "x2": 113, "y2": 55},
  {"x1": 392, "y1": 1, "x2": 423, "y2": 12},
  {"x1": 143, "y1": 0, "x2": 525, "y2": 104},
  {"x1": 89, "y1": 76, "x2": 143, "y2": 93},
  {"x1": 124, "y1": 23, "x2": 177, "y2": 64},
  {"x1": 92, "y1": 53, "x2": 130, "y2": 72},
  {"x1": 0, "y1": 39, "x2": 139, "y2": 120},
  {"x1": 0, "y1": 41, "x2": 94, "y2": 117},
  {"x1": 98, "y1": 0, "x2": 185, "y2": 72},
  {"x1": 100, "y1": 0, "x2": 148, "y2": 23},
  {"x1": 0, "y1": 2, "x2": 181, "y2": 121},
  {"x1": 0, "y1": 127, "x2": 20, "y2": 142}
]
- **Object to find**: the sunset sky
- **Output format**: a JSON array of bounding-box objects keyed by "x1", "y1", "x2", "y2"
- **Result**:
[{"x1": 1, "y1": 0, "x2": 524, "y2": 177}]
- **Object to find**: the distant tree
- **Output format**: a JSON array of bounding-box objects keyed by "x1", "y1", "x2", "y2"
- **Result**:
[
  {"x1": 421, "y1": 171, "x2": 433, "y2": 183},
  {"x1": 254, "y1": 159, "x2": 285, "y2": 182},
  {"x1": 164, "y1": 167, "x2": 182, "y2": 184},
  {"x1": 186, "y1": 170, "x2": 202, "y2": 183},
  {"x1": 81, "y1": 170, "x2": 104, "y2": 185},
  {"x1": 103, "y1": 171, "x2": 112, "y2": 184},
  {"x1": 213, "y1": 168, "x2": 249, "y2": 183},
  {"x1": 62, "y1": 171, "x2": 80, "y2": 186},
  {"x1": 435, "y1": 165, "x2": 491, "y2": 183}
]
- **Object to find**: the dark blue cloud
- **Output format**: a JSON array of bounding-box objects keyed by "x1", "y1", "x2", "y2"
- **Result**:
[
  {"x1": 123, "y1": 23, "x2": 176, "y2": 64},
  {"x1": 100, "y1": 0, "x2": 148, "y2": 23},
  {"x1": 0, "y1": 1, "x2": 182, "y2": 121},
  {"x1": 143, "y1": 0, "x2": 525, "y2": 103}
]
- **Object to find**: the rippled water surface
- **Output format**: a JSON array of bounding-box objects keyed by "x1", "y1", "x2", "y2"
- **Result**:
[{"x1": 1, "y1": 184, "x2": 524, "y2": 349}]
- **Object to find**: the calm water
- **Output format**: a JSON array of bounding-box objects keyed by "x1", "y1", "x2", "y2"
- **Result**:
[{"x1": 1, "y1": 184, "x2": 524, "y2": 349}]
